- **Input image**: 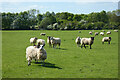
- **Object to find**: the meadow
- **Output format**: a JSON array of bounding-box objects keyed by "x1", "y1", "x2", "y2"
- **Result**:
[{"x1": 2, "y1": 30, "x2": 118, "y2": 78}]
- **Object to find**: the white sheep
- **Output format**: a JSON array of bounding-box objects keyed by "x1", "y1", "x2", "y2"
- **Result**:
[
  {"x1": 50, "y1": 37, "x2": 61, "y2": 48},
  {"x1": 114, "y1": 30, "x2": 118, "y2": 32},
  {"x1": 75, "y1": 36, "x2": 81, "y2": 47},
  {"x1": 26, "y1": 45, "x2": 47, "y2": 66},
  {"x1": 30, "y1": 37, "x2": 37, "y2": 46},
  {"x1": 81, "y1": 37, "x2": 94, "y2": 49},
  {"x1": 102, "y1": 37, "x2": 111, "y2": 44},
  {"x1": 100, "y1": 32, "x2": 104, "y2": 36},
  {"x1": 40, "y1": 33, "x2": 46, "y2": 36},
  {"x1": 95, "y1": 32, "x2": 99, "y2": 36},
  {"x1": 89, "y1": 31, "x2": 92, "y2": 35},
  {"x1": 37, "y1": 39, "x2": 45, "y2": 47},
  {"x1": 106, "y1": 31, "x2": 111, "y2": 35}
]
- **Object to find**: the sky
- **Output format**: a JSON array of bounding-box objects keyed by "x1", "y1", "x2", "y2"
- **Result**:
[{"x1": 0, "y1": 0, "x2": 119, "y2": 14}]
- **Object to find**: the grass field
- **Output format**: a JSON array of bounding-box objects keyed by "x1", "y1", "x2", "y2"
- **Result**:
[{"x1": 2, "y1": 30, "x2": 118, "y2": 78}]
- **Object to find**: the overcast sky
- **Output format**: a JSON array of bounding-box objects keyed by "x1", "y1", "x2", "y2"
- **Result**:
[{"x1": 0, "y1": 0, "x2": 119, "y2": 14}]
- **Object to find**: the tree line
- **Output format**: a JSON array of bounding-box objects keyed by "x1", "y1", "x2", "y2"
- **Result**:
[{"x1": 2, "y1": 9, "x2": 120, "y2": 30}]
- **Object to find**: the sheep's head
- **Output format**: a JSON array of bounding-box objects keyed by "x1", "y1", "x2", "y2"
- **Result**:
[
  {"x1": 109, "y1": 37, "x2": 111, "y2": 40},
  {"x1": 91, "y1": 37, "x2": 94, "y2": 40},
  {"x1": 39, "y1": 45, "x2": 44, "y2": 50},
  {"x1": 34, "y1": 37, "x2": 38, "y2": 40}
]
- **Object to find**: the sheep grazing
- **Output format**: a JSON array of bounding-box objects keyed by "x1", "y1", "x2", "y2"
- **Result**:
[
  {"x1": 114, "y1": 30, "x2": 118, "y2": 32},
  {"x1": 75, "y1": 36, "x2": 81, "y2": 47},
  {"x1": 37, "y1": 39, "x2": 45, "y2": 47},
  {"x1": 40, "y1": 33, "x2": 46, "y2": 36},
  {"x1": 89, "y1": 31, "x2": 92, "y2": 35},
  {"x1": 47, "y1": 36, "x2": 52, "y2": 47},
  {"x1": 102, "y1": 37, "x2": 111, "y2": 44},
  {"x1": 100, "y1": 32, "x2": 104, "y2": 36},
  {"x1": 95, "y1": 32, "x2": 99, "y2": 36},
  {"x1": 106, "y1": 31, "x2": 111, "y2": 35},
  {"x1": 81, "y1": 37, "x2": 94, "y2": 49},
  {"x1": 30, "y1": 37, "x2": 37, "y2": 46},
  {"x1": 50, "y1": 37, "x2": 61, "y2": 48},
  {"x1": 26, "y1": 45, "x2": 47, "y2": 66}
]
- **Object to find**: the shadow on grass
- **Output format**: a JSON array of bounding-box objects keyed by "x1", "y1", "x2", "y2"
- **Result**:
[{"x1": 35, "y1": 62, "x2": 62, "y2": 69}]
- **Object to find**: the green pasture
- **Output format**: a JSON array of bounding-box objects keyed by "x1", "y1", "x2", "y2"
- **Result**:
[{"x1": 2, "y1": 30, "x2": 118, "y2": 78}]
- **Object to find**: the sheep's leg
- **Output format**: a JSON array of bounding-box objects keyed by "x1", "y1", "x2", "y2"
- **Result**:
[
  {"x1": 53, "y1": 44, "x2": 54, "y2": 48},
  {"x1": 108, "y1": 41, "x2": 110, "y2": 44},
  {"x1": 90, "y1": 45, "x2": 92, "y2": 49},
  {"x1": 84, "y1": 44, "x2": 86, "y2": 48},
  {"x1": 27, "y1": 56, "x2": 32, "y2": 66},
  {"x1": 81, "y1": 44, "x2": 83, "y2": 48},
  {"x1": 28, "y1": 60, "x2": 31, "y2": 66},
  {"x1": 58, "y1": 43, "x2": 60, "y2": 49}
]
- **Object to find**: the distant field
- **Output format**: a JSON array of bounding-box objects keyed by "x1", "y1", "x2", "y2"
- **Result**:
[{"x1": 2, "y1": 30, "x2": 118, "y2": 78}]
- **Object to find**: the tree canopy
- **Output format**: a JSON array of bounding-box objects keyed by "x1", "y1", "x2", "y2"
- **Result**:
[{"x1": 2, "y1": 9, "x2": 120, "y2": 30}]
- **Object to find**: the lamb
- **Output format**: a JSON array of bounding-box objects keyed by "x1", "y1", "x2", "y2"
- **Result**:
[
  {"x1": 95, "y1": 32, "x2": 99, "y2": 36},
  {"x1": 100, "y1": 32, "x2": 104, "y2": 36},
  {"x1": 50, "y1": 37, "x2": 61, "y2": 48},
  {"x1": 37, "y1": 39, "x2": 45, "y2": 47},
  {"x1": 81, "y1": 37, "x2": 94, "y2": 49},
  {"x1": 40, "y1": 33, "x2": 46, "y2": 36},
  {"x1": 47, "y1": 36, "x2": 52, "y2": 47},
  {"x1": 30, "y1": 37, "x2": 37, "y2": 46},
  {"x1": 26, "y1": 45, "x2": 47, "y2": 66},
  {"x1": 75, "y1": 36, "x2": 81, "y2": 47},
  {"x1": 106, "y1": 31, "x2": 111, "y2": 35},
  {"x1": 102, "y1": 37, "x2": 111, "y2": 44},
  {"x1": 89, "y1": 31, "x2": 92, "y2": 35},
  {"x1": 114, "y1": 30, "x2": 118, "y2": 32}
]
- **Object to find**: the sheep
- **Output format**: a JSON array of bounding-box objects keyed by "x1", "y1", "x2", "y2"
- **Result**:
[
  {"x1": 106, "y1": 31, "x2": 111, "y2": 35},
  {"x1": 40, "y1": 33, "x2": 46, "y2": 36},
  {"x1": 50, "y1": 37, "x2": 61, "y2": 48},
  {"x1": 75, "y1": 36, "x2": 81, "y2": 47},
  {"x1": 89, "y1": 31, "x2": 92, "y2": 35},
  {"x1": 102, "y1": 37, "x2": 111, "y2": 44},
  {"x1": 26, "y1": 45, "x2": 47, "y2": 66},
  {"x1": 81, "y1": 37, "x2": 94, "y2": 49},
  {"x1": 114, "y1": 30, "x2": 118, "y2": 32},
  {"x1": 100, "y1": 32, "x2": 104, "y2": 36},
  {"x1": 37, "y1": 39, "x2": 45, "y2": 47},
  {"x1": 47, "y1": 36, "x2": 52, "y2": 47},
  {"x1": 95, "y1": 32, "x2": 99, "y2": 36},
  {"x1": 30, "y1": 37, "x2": 37, "y2": 46}
]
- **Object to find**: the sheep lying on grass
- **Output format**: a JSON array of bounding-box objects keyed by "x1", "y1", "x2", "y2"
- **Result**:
[
  {"x1": 102, "y1": 37, "x2": 111, "y2": 44},
  {"x1": 114, "y1": 30, "x2": 118, "y2": 32},
  {"x1": 30, "y1": 37, "x2": 37, "y2": 46},
  {"x1": 75, "y1": 36, "x2": 81, "y2": 47},
  {"x1": 81, "y1": 37, "x2": 94, "y2": 49},
  {"x1": 106, "y1": 31, "x2": 111, "y2": 35},
  {"x1": 40, "y1": 33, "x2": 46, "y2": 36},
  {"x1": 50, "y1": 37, "x2": 61, "y2": 48},
  {"x1": 37, "y1": 39, "x2": 45, "y2": 47},
  {"x1": 100, "y1": 32, "x2": 104, "y2": 36},
  {"x1": 26, "y1": 45, "x2": 47, "y2": 66}
]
